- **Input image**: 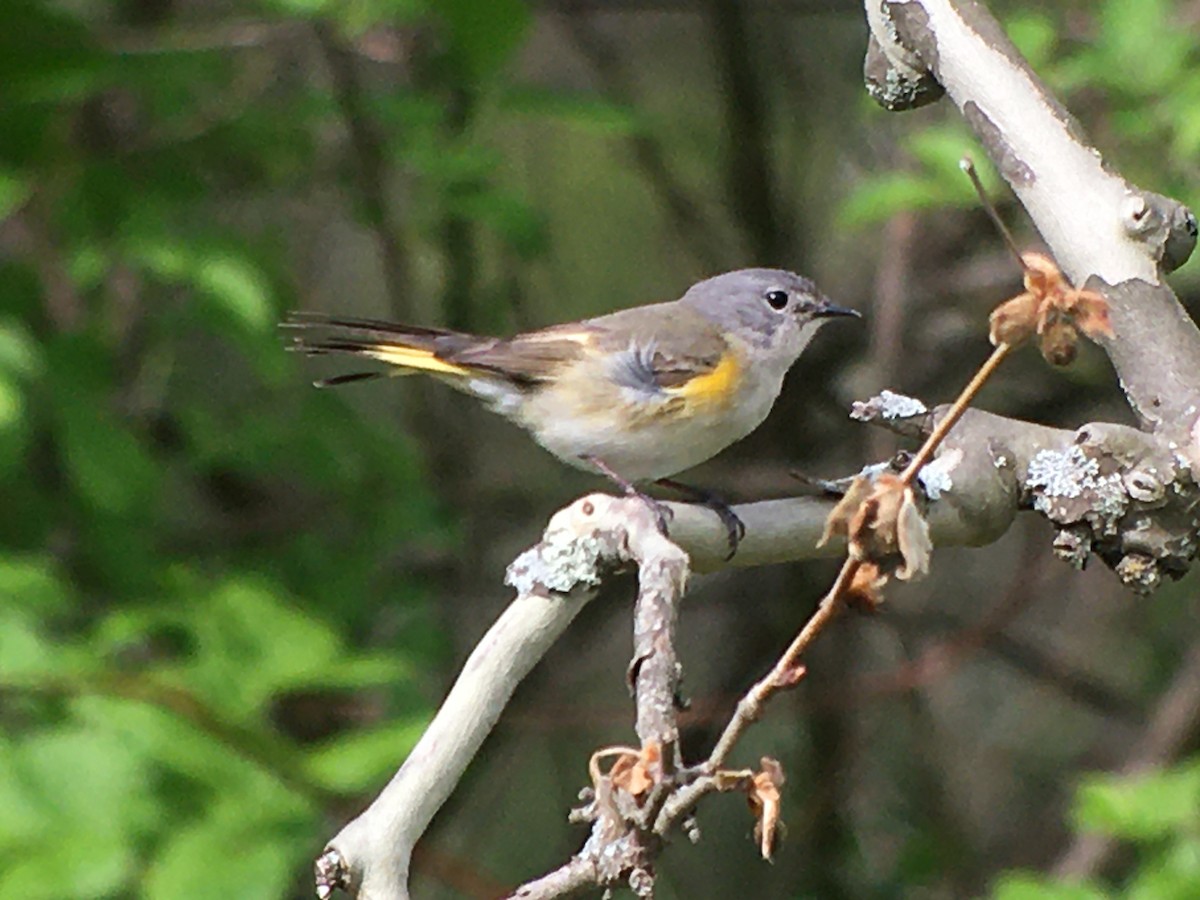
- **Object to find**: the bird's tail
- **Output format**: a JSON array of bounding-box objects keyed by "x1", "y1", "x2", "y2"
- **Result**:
[{"x1": 282, "y1": 312, "x2": 480, "y2": 388}]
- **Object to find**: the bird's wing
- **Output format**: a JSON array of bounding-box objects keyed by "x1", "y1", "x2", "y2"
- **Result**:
[
  {"x1": 582, "y1": 304, "x2": 737, "y2": 400},
  {"x1": 441, "y1": 323, "x2": 594, "y2": 385}
]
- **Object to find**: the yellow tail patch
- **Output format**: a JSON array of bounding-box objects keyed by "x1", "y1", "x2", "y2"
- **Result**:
[{"x1": 366, "y1": 344, "x2": 470, "y2": 377}]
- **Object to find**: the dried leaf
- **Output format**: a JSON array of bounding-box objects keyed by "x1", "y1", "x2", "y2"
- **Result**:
[
  {"x1": 748, "y1": 757, "x2": 786, "y2": 861},
  {"x1": 1067, "y1": 287, "x2": 1114, "y2": 339},
  {"x1": 607, "y1": 742, "x2": 660, "y2": 799},
  {"x1": 895, "y1": 489, "x2": 932, "y2": 580},
  {"x1": 848, "y1": 474, "x2": 906, "y2": 561},
  {"x1": 822, "y1": 474, "x2": 932, "y2": 584},
  {"x1": 845, "y1": 561, "x2": 888, "y2": 611},
  {"x1": 818, "y1": 475, "x2": 871, "y2": 548}
]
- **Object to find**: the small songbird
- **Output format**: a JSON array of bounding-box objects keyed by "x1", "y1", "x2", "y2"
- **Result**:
[{"x1": 285, "y1": 268, "x2": 858, "y2": 553}]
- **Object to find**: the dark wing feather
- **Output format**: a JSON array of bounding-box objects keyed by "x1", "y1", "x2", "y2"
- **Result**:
[{"x1": 441, "y1": 323, "x2": 592, "y2": 384}]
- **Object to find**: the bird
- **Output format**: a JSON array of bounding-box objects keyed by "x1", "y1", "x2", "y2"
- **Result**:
[{"x1": 284, "y1": 268, "x2": 859, "y2": 554}]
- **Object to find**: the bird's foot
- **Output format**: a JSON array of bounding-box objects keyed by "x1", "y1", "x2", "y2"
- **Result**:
[{"x1": 656, "y1": 478, "x2": 745, "y2": 560}]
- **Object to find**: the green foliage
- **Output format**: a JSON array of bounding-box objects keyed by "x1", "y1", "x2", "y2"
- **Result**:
[
  {"x1": 0, "y1": 0, "x2": 544, "y2": 896},
  {"x1": 991, "y1": 759, "x2": 1200, "y2": 899},
  {"x1": 1074, "y1": 763, "x2": 1200, "y2": 840},
  {"x1": 992, "y1": 873, "x2": 1109, "y2": 900},
  {"x1": 838, "y1": 124, "x2": 1006, "y2": 228},
  {"x1": 839, "y1": 0, "x2": 1200, "y2": 241}
]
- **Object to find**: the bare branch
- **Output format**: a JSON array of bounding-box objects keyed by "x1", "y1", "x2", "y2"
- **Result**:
[
  {"x1": 864, "y1": 0, "x2": 1200, "y2": 435},
  {"x1": 322, "y1": 494, "x2": 682, "y2": 899}
]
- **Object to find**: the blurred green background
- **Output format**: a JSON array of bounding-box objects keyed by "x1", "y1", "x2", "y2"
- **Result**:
[{"x1": 3, "y1": 1, "x2": 1200, "y2": 898}]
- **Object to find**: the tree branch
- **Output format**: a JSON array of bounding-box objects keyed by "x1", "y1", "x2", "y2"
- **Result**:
[
  {"x1": 317, "y1": 495, "x2": 681, "y2": 900},
  {"x1": 865, "y1": 0, "x2": 1199, "y2": 435}
]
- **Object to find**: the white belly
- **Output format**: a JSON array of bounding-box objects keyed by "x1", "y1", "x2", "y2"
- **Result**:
[{"x1": 518, "y1": 367, "x2": 787, "y2": 482}]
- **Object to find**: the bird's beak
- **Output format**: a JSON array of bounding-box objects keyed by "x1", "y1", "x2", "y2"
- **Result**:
[{"x1": 813, "y1": 299, "x2": 862, "y2": 319}]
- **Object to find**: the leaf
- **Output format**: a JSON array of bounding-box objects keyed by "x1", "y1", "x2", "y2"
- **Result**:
[
  {"x1": 837, "y1": 173, "x2": 953, "y2": 229},
  {"x1": 1005, "y1": 12, "x2": 1058, "y2": 69},
  {"x1": 144, "y1": 797, "x2": 311, "y2": 900},
  {"x1": 0, "y1": 1, "x2": 111, "y2": 105},
  {"x1": 1097, "y1": 0, "x2": 1189, "y2": 93},
  {"x1": 303, "y1": 715, "x2": 431, "y2": 793},
  {"x1": 0, "y1": 822, "x2": 133, "y2": 900},
  {"x1": 437, "y1": 0, "x2": 531, "y2": 81},
  {"x1": 500, "y1": 88, "x2": 640, "y2": 135},
  {"x1": 748, "y1": 757, "x2": 785, "y2": 861},
  {"x1": 0, "y1": 169, "x2": 31, "y2": 219},
  {"x1": 1125, "y1": 836, "x2": 1200, "y2": 900},
  {"x1": 15, "y1": 724, "x2": 158, "y2": 837},
  {"x1": 990, "y1": 871, "x2": 1108, "y2": 900},
  {"x1": 131, "y1": 241, "x2": 274, "y2": 335},
  {"x1": 818, "y1": 474, "x2": 872, "y2": 548},
  {"x1": 72, "y1": 696, "x2": 282, "y2": 794},
  {"x1": 48, "y1": 336, "x2": 160, "y2": 517},
  {"x1": 895, "y1": 487, "x2": 932, "y2": 581},
  {"x1": 454, "y1": 188, "x2": 548, "y2": 257},
  {"x1": 0, "y1": 374, "x2": 28, "y2": 472},
  {"x1": 0, "y1": 318, "x2": 42, "y2": 378},
  {"x1": 192, "y1": 252, "x2": 275, "y2": 333},
  {"x1": 182, "y1": 578, "x2": 344, "y2": 717},
  {"x1": 608, "y1": 741, "x2": 661, "y2": 800},
  {"x1": 1073, "y1": 765, "x2": 1200, "y2": 840}
]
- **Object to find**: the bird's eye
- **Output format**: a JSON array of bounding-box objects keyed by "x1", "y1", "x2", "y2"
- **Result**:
[{"x1": 765, "y1": 289, "x2": 789, "y2": 310}]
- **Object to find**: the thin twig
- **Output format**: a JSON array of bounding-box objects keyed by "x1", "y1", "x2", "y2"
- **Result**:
[
  {"x1": 899, "y1": 342, "x2": 1012, "y2": 483},
  {"x1": 695, "y1": 338, "x2": 1016, "y2": 796},
  {"x1": 960, "y1": 156, "x2": 1026, "y2": 270},
  {"x1": 706, "y1": 557, "x2": 859, "y2": 770}
]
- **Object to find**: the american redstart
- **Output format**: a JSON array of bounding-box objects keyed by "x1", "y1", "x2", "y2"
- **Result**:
[{"x1": 285, "y1": 268, "x2": 858, "y2": 553}]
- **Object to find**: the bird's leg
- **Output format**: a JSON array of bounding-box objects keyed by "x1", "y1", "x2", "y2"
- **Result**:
[
  {"x1": 655, "y1": 478, "x2": 745, "y2": 560},
  {"x1": 580, "y1": 455, "x2": 673, "y2": 536}
]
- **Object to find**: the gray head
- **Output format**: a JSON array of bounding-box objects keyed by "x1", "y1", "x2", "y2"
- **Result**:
[{"x1": 681, "y1": 268, "x2": 859, "y2": 361}]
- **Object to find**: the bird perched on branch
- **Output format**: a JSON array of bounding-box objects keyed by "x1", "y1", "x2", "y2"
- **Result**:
[{"x1": 285, "y1": 268, "x2": 858, "y2": 555}]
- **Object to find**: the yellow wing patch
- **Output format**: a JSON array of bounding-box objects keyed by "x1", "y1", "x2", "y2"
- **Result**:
[
  {"x1": 664, "y1": 352, "x2": 741, "y2": 409},
  {"x1": 366, "y1": 344, "x2": 470, "y2": 377}
]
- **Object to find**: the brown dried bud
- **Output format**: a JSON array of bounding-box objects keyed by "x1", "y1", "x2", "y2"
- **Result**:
[
  {"x1": 987, "y1": 251, "x2": 1114, "y2": 362},
  {"x1": 1061, "y1": 286, "x2": 1113, "y2": 340},
  {"x1": 988, "y1": 291, "x2": 1039, "y2": 347},
  {"x1": 1039, "y1": 315, "x2": 1080, "y2": 366}
]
